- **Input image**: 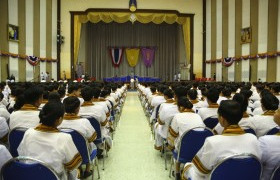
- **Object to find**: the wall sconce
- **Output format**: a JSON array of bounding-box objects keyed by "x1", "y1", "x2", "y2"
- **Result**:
[
  {"x1": 57, "y1": 34, "x2": 64, "y2": 45},
  {"x1": 129, "y1": 0, "x2": 137, "y2": 12}
]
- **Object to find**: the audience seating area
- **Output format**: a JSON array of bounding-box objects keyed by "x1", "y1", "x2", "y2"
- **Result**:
[{"x1": 137, "y1": 81, "x2": 280, "y2": 180}]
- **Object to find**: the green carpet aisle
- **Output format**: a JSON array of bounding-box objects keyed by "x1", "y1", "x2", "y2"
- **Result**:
[{"x1": 94, "y1": 92, "x2": 170, "y2": 180}]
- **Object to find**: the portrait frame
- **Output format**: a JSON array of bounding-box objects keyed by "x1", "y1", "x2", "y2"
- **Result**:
[
  {"x1": 241, "y1": 27, "x2": 251, "y2": 44},
  {"x1": 8, "y1": 24, "x2": 19, "y2": 42}
]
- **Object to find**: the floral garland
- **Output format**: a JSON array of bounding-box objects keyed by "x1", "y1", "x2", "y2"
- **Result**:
[
  {"x1": 0, "y1": 51, "x2": 57, "y2": 66},
  {"x1": 206, "y1": 51, "x2": 280, "y2": 67}
]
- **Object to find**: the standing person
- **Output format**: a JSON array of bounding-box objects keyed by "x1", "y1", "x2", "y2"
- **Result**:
[
  {"x1": 177, "y1": 72, "x2": 181, "y2": 82},
  {"x1": 174, "y1": 73, "x2": 177, "y2": 81},
  {"x1": 76, "y1": 62, "x2": 84, "y2": 78},
  {"x1": 213, "y1": 73, "x2": 216, "y2": 81}
]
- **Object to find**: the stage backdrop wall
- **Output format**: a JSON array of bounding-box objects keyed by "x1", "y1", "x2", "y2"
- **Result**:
[{"x1": 83, "y1": 22, "x2": 179, "y2": 81}]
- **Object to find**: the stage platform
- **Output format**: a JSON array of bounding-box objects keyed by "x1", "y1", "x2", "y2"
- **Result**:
[{"x1": 103, "y1": 76, "x2": 161, "y2": 83}]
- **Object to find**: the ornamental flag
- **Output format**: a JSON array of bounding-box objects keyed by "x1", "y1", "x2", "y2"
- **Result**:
[
  {"x1": 141, "y1": 48, "x2": 155, "y2": 67},
  {"x1": 109, "y1": 48, "x2": 124, "y2": 68},
  {"x1": 125, "y1": 48, "x2": 140, "y2": 67},
  {"x1": 222, "y1": 57, "x2": 234, "y2": 67},
  {"x1": 27, "y1": 56, "x2": 40, "y2": 66}
]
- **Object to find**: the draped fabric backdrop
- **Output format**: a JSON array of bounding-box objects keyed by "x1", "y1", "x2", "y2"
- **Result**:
[{"x1": 84, "y1": 22, "x2": 179, "y2": 81}]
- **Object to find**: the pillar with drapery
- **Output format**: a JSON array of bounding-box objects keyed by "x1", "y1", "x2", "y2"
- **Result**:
[{"x1": 73, "y1": 12, "x2": 191, "y2": 78}]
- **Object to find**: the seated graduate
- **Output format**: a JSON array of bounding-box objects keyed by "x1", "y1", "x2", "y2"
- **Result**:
[
  {"x1": 251, "y1": 93, "x2": 279, "y2": 137},
  {"x1": 187, "y1": 89, "x2": 206, "y2": 112},
  {"x1": 167, "y1": 96, "x2": 205, "y2": 180},
  {"x1": 91, "y1": 87, "x2": 110, "y2": 116},
  {"x1": 154, "y1": 88, "x2": 177, "y2": 150},
  {"x1": 79, "y1": 87, "x2": 107, "y2": 124},
  {"x1": 252, "y1": 89, "x2": 271, "y2": 116},
  {"x1": 271, "y1": 84, "x2": 280, "y2": 107},
  {"x1": 0, "y1": 92, "x2": 10, "y2": 121},
  {"x1": 18, "y1": 102, "x2": 82, "y2": 180},
  {"x1": 214, "y1": 93, "x2": 255, "y2": 134},
  {"x1": 78, "y1": 87, "x2": 112, "y2": 151},
  {"x1": 99, "y1": 89, "x2": 112, "y2": 111},
  {"x1": 0, "y1": 144, "x2": 12, "y2": 170},
  {"x1": 182, "y1": 100, "x2": 261, "y2": 180},
  {"x1": 9, "y1": 86, "x2": 43, "y2": 130},
  {"x1": 217, "y1": 87, "x2": 232, "y2": 104},
  {"x1": 259, "y1": 108, "x2": 280, "y2": 180},
  {"x1": 197, "y1": 87, "x2": 219, "y2": 121},
  {"x1": 63, "y1": 83, "x2": 84, "y2": 105},
  {"x1": 59, "y1": 96, "x2": 97, "y2": 178},
  {"x1": 0, "y1": 116, "x2": 9, "y2": 143},
  {"x1": 38, "y1": 89, "x2": 49, "y2": 110},
  {"x1": 168, "y1": 96, "x2": 205, "y2": 151},
  {"x1": 150, "y1": 85, "x2": 167, "y2": 124}
]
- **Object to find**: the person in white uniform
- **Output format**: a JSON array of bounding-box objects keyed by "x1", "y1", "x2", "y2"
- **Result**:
[
  {"x1": 182, "y1": 100, "x2": 261, "y2": 180},
  {"x1": 214, "y1": 93, "x2": 255, "y2": 134},
  {"x1": 217, "y1": 87, "x2": 232, "y2": 105},
  {"x1": 9, "y1": 86, "x2": 43, "y2": 130},
  {"x1": 0, "y1": 144, "x2": 12, "y2": 170},
  {"x1": 18, "y1": 102, "x2": 82, "y2": 180},
  {"x1": 0, "y1": 93, "x2": 10, "y2": 120},
  {"x1": 59, "y1": 96, "x2": 97, "y2": 178},
  {"x1": 251, "y1": 93, "x2": 279, "y2": 137},
  {"x1": 168, "y1": 97, "x2": 205, "y2": 179},
  {"x1": 259, "y1": 108, "x2": 280, "y2": 180},
  {"x1": 150, "y1": 85, "x2": 167, "y2": 124},
  {"x1": 62, "y1": 83, "x2": 84, "y2": 106},
  {"x1": 154, "y1": 89, "x2": 178, "y2": 150},
  {"x1": 197, "y1": 87, "x2": 219, "y2": 122},
  {"x1": 0, "y1": 117, "x2": 9, "y2": 143},
  {"x1": 79, "y1": 87, "x2": 112, "y2": 151}
]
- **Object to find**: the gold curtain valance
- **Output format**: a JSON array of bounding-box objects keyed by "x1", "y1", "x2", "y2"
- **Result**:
[
  {"x1": 73, "y1": 12, "x2": 190, "y2": 70},
  {"x1": 77, "y1": 12, "x2": 187, "y2": 25}
]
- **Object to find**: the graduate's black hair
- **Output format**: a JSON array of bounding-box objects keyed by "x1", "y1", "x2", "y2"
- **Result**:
[
  {"x1": 177, "y1": 96, "x2": 193, "y2": 109},
  {"x1": 100, "y1": 89, "x2": 110, "y2": 98},
  {"x1": 48, "y1": 92, "x2": 61, "y2": 103},
  {"x1": 218, "y1": 100, "x2": 243, "y2": 125},
  {"x1": 150, "y1": 86, "x2": 157, "y2": 93},
  {"x1": 232, "y1": 93, "x2": 248, "y2": 113},
  {"x1": 261, "y1": 93, "x2": 279, "y2": 111},
  {"x1": 68, "y1": 83, "x2": 81, "y2": 94},
  {"x1": 206, "y1": 87, "x2": 219, "y2": 103},
  {"x1": 92, "y1": 87, "x2": 101, "y2": 99},
  {"x1": 187, "y1": 89, "x2": 198, "y2": 100},
  {"x1": 163, "y1": 89, "x2": 174, "y2": 99},
  {"x1": 39, "y1": 102, "x2": 65, "y2": 126},
  {"x1": 63, "y1": 96, "x2": 80, "y2": 113},
  {"x1": 222, "y1": 87, "x2": 232, "y2": 97},
  {"x1": 174, "y1": 86, "x2": 188, "y2": 99},
  {"x1": 0, "y1": 92, "x2": 4, "y2": 101},
  {"x1": 58, "y1": 88, "x2": 66, "y2": 98},
  {"x1": 81, "y1": 86, "x2": 94, "y2": 101}
]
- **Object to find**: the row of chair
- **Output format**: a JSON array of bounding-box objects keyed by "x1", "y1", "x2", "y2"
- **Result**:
[
  {"x1": 137, "y1": 91, "x2": 280, "y2": 180},
  {"x1": 2, "y1": 93, "x2": 127, "y2": 180}
]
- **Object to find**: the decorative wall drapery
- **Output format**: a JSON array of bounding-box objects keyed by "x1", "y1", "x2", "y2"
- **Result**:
[
  {"x1": 85, "y1": 22, "x2": 179, "y2": 81},
  {"x1": 73, "y1": 12, "x2": 191, "y2": 74}
]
